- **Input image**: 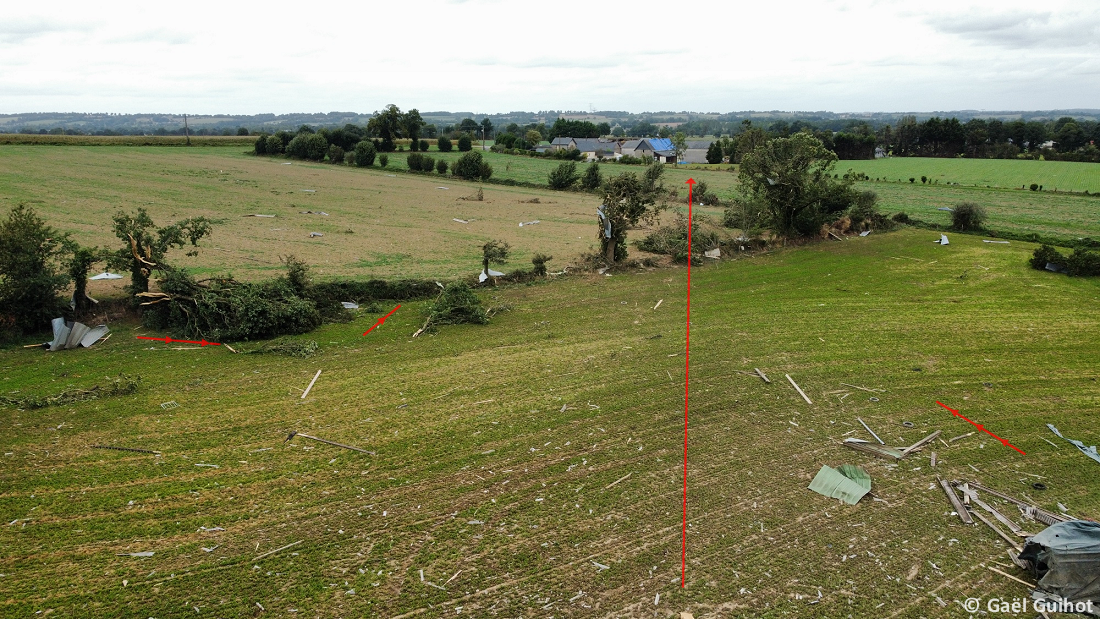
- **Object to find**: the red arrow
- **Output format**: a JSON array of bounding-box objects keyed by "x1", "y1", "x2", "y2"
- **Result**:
[
  {"x1": 682, "y1": 178, "x2": 695, "y2": 590},
  {"x1": 937, "y1": 400, "x2": 1025, "y2": 455},
  {"x1": 136, "y1": 336, "x2": 220, "y2": 346},
  {"x1": 362, "y1": 305, "x2": 401, "y2": 336}
]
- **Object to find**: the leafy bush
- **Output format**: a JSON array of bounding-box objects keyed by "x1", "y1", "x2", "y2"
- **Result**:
[
  {"x1": 1066, "y1": 248, "x2": 1100, "y2": 276},
  {"x1": 327, "y1": 145, "x2": 344, "y2": 164},
  {"x1": 453, "y1": 151, "x2": 491, "y2": 180},
  {"x1": 436, "y1": 159, "x2": 448, "y2": 174},
  {"x1": 379, "y1": 154, "x2": 389, "y2": 168},
  {"x1": 531, "y1": 253, "x2": 552, "y2": 276},
  {"x1": 437, "y1": 136, "x2": 452, "y2": 152},
  {"x1": 548, "y1": 161, "x2": 580, "y2": 189},
  {"x1": 1030, "y1": 183, "x2": 1039, "y2": 191},
  {"x1": 407, "y1": 152, "x2": 424, "y2": 171},
  {"x1": 344, "y1": 151, "x2": 356, "y2": 165},
  {"x1": 637, "y1": 210, "x2": 719, "y2": 263},
  {"x1": 419, "y1": 139, "x2": 429, "y2": 152},
  {"x1": 354, "y1": 140, "x2": 377, "y2": 166},
  {"x1": 265, "y1": 135, "x2": 283, "y2": 155},
  {"x1": 424, "y1": 283, "x2": 487, "y2": 329},
  {"x1": 286, "y1": 133, "x2": 328, "y2": 161},
  {"x1": 951, "y1": 202, "x2": 986, "y2": 231},
  {"x1": 550, "y1": 148, "x2": 583, "y2": 161},
  {"x1": 420, "y1": 155, "x2": 435, "y2": 173},
  {"x1": 581, "y1": 162, "x2": 602, "y2": 190},
  {"x1": 254, "y1": 134, "x2": 268, "y2": 154},
  {"x1": 0, "y1": 205, "x2": 70, "y2": 334},
  {"x1": 457, "y1": 135, "x2": 472, "y2": 151},
  {"x1": 891, "y1": 211, "x2": 911, "y2": 224},
  {"x1": 1030, "y1": 245, "x2": 1063, "y2": 270}
]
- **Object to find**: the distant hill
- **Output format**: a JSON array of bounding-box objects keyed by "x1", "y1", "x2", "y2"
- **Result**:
[{"x1": 2, "y1": 109, "x2": 1098, "y2": 135}]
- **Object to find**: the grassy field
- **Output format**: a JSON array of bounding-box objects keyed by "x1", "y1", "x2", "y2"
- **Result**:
[
  {"x1": 841, "y1": 157, "x2": 1100, "y2": 193},
  {"x1": 2, "y1": 228, "x2": 1098, "y2": 617},
  {"x1": 0, "y1": 135, "x2": 256, "y2": 147}
]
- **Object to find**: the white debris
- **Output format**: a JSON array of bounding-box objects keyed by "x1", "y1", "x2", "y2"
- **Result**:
[
  {"x1": 704, "y1": 248, "x2": 720, "y2": 259},
  {"x1": 89, "y1": 272, "x2": 124, "y2": 280}
]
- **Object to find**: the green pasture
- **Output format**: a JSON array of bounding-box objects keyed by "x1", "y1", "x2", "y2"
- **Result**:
[
  {"x1": 2, "y1": 228, "x2": 1098, "y2": 617},
  {"x1": 842, "y1": 157, "x2": 1100, "y2": 193}
]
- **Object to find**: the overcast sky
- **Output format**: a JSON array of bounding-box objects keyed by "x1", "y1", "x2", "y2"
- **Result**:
[{"x1": 2, "y1": 0, "x2": 1098, "y2": 115}]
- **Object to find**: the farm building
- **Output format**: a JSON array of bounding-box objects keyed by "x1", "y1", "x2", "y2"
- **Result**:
[{"x1": 682, "y1": 139, "x2": 715, "y2": 164}]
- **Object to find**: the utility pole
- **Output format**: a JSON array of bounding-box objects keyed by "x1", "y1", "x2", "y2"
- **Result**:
[{"x1": 184, "y1": 114, "x2": 191, "y2": 146}]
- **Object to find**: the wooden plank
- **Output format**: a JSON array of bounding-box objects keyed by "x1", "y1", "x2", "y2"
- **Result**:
[
  {"x1": 754, "y1": 368, "x2": 770, "y2": 384},
  {"x1": 986, "y1": 566, "x2": 1034, "y2": 589},
  {"x1": 969, "y1": 509, "x2": 1022, "y2": 552},
  {"x1": 900, "y1": 430, "x2": 942, "y2": 456},
  {"x1": 939, "y1": 478, "x2": 973, "y2": 524},
  {"x1": 785, "y1": 374, "x2": 812, "y2": 404},
  {"x1": 971, "y1": 496, "x2": 1025, "y2": 535},
  {"x1": 301, "y1": 369, "x2": 322, "y2": 399},
  {"x1": 857, "y1": 417, "x2": 885, "y2": 445},
  {"x1": 968, "y1": 482, "x2": 1073, "y2": 523}
]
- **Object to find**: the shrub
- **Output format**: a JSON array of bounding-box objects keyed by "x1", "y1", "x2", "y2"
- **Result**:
[
  {"x1": 422, "y1": 282, "x2": 487, "y2": 330},
  {"x1": 892, "y1": 212, "x2": 911, "y2": 224},
  {"x1": 409, "y1": 139, "x2": 418, "y2": 152},
  {"x1": 436, "y1": 159, "x2": 448, "y2": 174},
  {"x1": 548, "y1": 161, "x2": 580, "y2": 189},
  {"x1": 420, "y1": 155, "x2": 435, "y2": 173},
  {"x1": 909, "y1": 177, "x2": 915, "y2": 183},
  {"x1": 379, "y1": 137, "x2": 395, "y2": 152},
  {"x1": 354, "y1": 140, "x2": 377, "y2": 166},
  {"x1": 254, "y1": 134, "x2": 268, "y2": 155},
  {"x1": 327, "y1": 144, "x2": 344, "y2": 164},
  {"x1": 453, "y1": 151, "x2": 491, "y2": 180},
  {"x1": 437, "y1": 136, "x2": 452, "y2": 152},
  {"x1": 951, "y1": 202, "x2": 987, "y2": 231},
  {"x1": 407, "y1": 152, "x2": 424, "y2": 171},
  {"x1": 581, "y1": 162, "x2": 602, "y2": 190},
  {"x1": 457, "y1": 135, "x2": 472, "y2": 151},
  {"x1": 379, "y1": 154, "x2": 389, "y2": 168},
  {"x1": 419, "y1": 139, "x2": 429, "y2": 152},
  {"x1": 344, "y1": 151, "x2": 356, "y2": 165},
  {"x1": 265, "y1": 135, "x2": 283, "y2": 155},
  {"x1": 532, "y1": 253, "x2": 552, "y2": 276},
  {"x1": 286, "y1": 133, "x2": 327, "y2": 161},
  {"x1": 1030, "y1": 183, "x2": 1039, "y2": 191},
  {"x1": 1063, "y1": 248, "x2": 1100, "y2": 276},
  {"x1": 637, "y1": 210, "x2": 719, "y2": 264},
  {"x1": 1030, "y1": 244, "x2": 1064, "y2": 270},
  {"x1": 921, "y1": 176, "x2": 927, "y2": 184},
  {"x1": 0, "y1": 205, "x2": 70, "y2": 335}
]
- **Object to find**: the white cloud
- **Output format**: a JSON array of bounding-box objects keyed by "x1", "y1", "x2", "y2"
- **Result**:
[{"x1": 0, "y1": 0, "x2": 1097, "y2": 114}]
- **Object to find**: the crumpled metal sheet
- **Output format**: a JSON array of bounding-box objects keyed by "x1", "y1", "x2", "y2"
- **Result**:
[
  {"x1": 1048, "y1": 424, "x2": 1100, "y2": 465},
  {"x1": 808, "y1": 464, "x2": 871, "y2": 505},
  {"x1": 48, "y1": 318, "x2": 109, "y2": 351},
  {"x1": 1019, "y1": 520, "x2": 1100, "y2": 609}
]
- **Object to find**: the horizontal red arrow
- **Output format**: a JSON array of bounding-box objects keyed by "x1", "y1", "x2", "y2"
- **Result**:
[
  {"x1": 938, "y1": 400, "x2": 1024, "y2": 455},
  {"x1": 363, "y1": 305, "x2": 401, "y2": 336},
  {"x1": 137, "y1": 336, "x2": 221, "y2": 346}
]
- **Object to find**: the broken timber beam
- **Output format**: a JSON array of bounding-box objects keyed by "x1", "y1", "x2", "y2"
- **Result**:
[
  {"x1": 968, "y1": 508, "x2": 1023, "y2": 552},
  {"x1": 785, "y1": 374, "x2": 812, "y2": 404},
  {"x1": 939, "y1": 478, "x2": 973, "y2": 524},
  {"x1": 285, "y1": 431, "x2": 374, "y2": 455},
  {"x1": 857, "y1": 417, "x2": 884, "y2": 445},
  {"x1": 754, "y1": 368, "x2": 770, "y2": 383},
  {"x1": 900, "y1": 430, "x2": 942, "y2": 456}
]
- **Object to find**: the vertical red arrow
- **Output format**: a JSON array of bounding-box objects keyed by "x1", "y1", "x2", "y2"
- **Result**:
[{"x1": 682, "y1": 178, "x2": 694, "y2": 588}]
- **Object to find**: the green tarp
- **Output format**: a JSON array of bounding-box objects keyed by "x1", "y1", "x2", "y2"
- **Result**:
[
  {"x1": 808, "y1": 464, "x2": 871, "y2": 505},
  {"x1": 1019, "y1": 520, "x2": 1100, "y2": 612}
]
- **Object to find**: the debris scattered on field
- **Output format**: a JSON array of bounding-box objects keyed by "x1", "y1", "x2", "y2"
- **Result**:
[
  {"x1": 244, "y1": 214, "x2": 276, "y2": 218},
  {"x1": 453, "y1": 218, "x2": 469, "y2": 224},
  {"x1": 937, "y1": 207, "x2": 953, "y2": 211},
  {"x1": 938, "y1": 478, "x2": 973, "y2": 524},
  {"x1": 704, "y1": 248, "x2": 720, "y2": 259},
  {"x1": 301, "y1": 189, "x2": 315, "y2": 193},
  {"x1": 284, "y1": 431, "x2": 374, "y2": 455},
  {"x1": 299, "y1": 210, "x2": 328, "y2": 216},
  {"x1": 45, "y1": 318, "x2": 110, "y2": 351},
  {"x1": 969, "y1": 508, "x2": 1022, "y2": 552},
  {"x1": 591, "y1": 561, "x2": 610, "y2": 571},
  {"x1": 92, "y1": 445, "x2": 161, "y2": 455},
  {"x1": 786, "y1": 374, "x2": 812, "y2": 404},
  {"x1": 986, "y1": 565, "x2": 1034, "y2": 588},
  {"x1": 1046, "y1": 262, "x2": 1065, "y2": 273},
  {"x1": 967, "y1": 481, "x2": 1073, "y2": 524},
  {"x1": 808, "y1": 464, "x2": 871, "y2": 505},
  {"x1": 437, "y1": 187, "x2": 448, "y2": 190},
  {"x1": 755, "y1": 368, "x2": 771, "y2": 383},
  {"x1": 252, "y1": 540, "x2": 302, "y2": 561},
  {"x1": 248, "y1": 339, "x2": 319, "y2": 358},
  {"x1": 198, "y1": 526, "x2": 225, "y2": 532},
  {"x1": 201, "y1": 545, "x2": 218, "y2": 552},
  {"x1": 844, "y1": 431, "x2": 940, "y2": 460},
  {"x1": 160, "y1": 401, "x2": 179, "y2": 410},
  {"x1": 840, "y1": 382, "x2": 886, "y2": 393},
  {"x1": 117, "y1": 551, "x2": 154, "y2": 557},
  {"x1": 519, "y1": 220, "x2": 540, "y2": 227},
  {"x1": 605, "y1": 472, "x2": 632, "y2": 489},
  {"x1": 195, "y1": 463, "x2": 219, "y2": 468},
  {"x1": 930, "y1": 452, "x2": 937, "y2": 467},
  {"x1": 89, "y1": 272, "x2": 124, "y2": 280},
  {"x1": 680, "y1": 613, "x2": 695, "y2": 619},
  {"x1": 300, "y1": 370, "x2": 322, "y2": 399},
  {"x1": 949, "y1": 432, "x2": 975, "y2": 443},
  {"x1": 478, "y1": 268, "x2": 505, "y2": 283},
  {"x1": 937, "y1": 235, "x2": 950, "y2": 245},
  {"x1": 859, "y1": 230, "x2": 871, "y2": 237},
  {"x1": 341, "y1": 302, "x2": 359, "y2": 310},
  {"x1": 653, "y1": 299, "x2": 663, "y2": 310},
  {"x1": 983, "y1": 240, "x2": 1010, "y2": 244},
  {"x1": 1047, "y1": 424, "x2": 1100, "y2": 465},
  {"x1": 857, "y1": 417, "x2": 884, "y2": 445}
]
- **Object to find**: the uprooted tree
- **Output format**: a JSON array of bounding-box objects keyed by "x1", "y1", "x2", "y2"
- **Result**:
[
  {"x1": 108, "y1": 208, "x2": 214, "y2": 300},
  {"x1": 598, "y1": 163, "x2": 666, "y2": 263},
  {"x1": 734, "y1": 132, "x2": 857, "y2": 238}
]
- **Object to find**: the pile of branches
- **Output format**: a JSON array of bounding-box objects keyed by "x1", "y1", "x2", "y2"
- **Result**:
[
  {"x1": 245, "y1": 338, "x2": 320, "y2": 358},
  {"x1": 636, "y1": 210, "x2": 722, "y2": 264},
  {"x1": 413, "y1": 283, "x2": 488, "y2": 337},
  {"x1": 0, "y1": 374, "x2": 140, "y2": 409}
]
